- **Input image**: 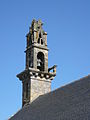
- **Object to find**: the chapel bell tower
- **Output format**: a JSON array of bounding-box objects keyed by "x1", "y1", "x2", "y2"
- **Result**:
[{"x1": 17, "y1": 19, "x2": 57, "y2": 107}]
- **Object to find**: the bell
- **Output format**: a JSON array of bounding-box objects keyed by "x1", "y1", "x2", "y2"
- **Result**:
[
  {"x1": 37, "y1": 59, "x2": 41, "y2": 67},
  {"x1": 37, "y1": 62, "x2": 40, "y2": 67}
]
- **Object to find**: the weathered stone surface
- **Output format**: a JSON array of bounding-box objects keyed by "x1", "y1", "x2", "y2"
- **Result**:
[
  {"x1": 17, "y1": 19, "x2": 56, "y2": 106},
  {"x1": 10, "y1": 75, "x2": 90, "y2": 120},
  {"x1": 30, "y1": 78, "x2": 51, "y2": 102}
]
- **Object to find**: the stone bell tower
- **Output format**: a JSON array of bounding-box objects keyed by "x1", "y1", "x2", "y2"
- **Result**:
[{"x1": 17, "y1": 19, "x2": 57, "y2": 107}]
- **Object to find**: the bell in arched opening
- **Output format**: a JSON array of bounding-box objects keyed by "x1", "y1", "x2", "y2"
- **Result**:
[{"x1": 37, "y1": 52, "x2": 44, "y2": 71}]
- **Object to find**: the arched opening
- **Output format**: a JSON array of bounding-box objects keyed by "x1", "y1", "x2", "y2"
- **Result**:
[
  {"x1": 38, "y1": 38, "x2": 40, "y2": 44},
  {"x1": 38, "y1": 32, "x2": 44, "y2": 45},
  {"x1": 41, "y1": 39, "x2": 43, "y2": 45},
  {"x1": 37, "y1": 52, "x2": 44, "y2": 71},
  {"x1": 38, "y1": 33, "x2": 42, "y2": 44},
  {"x1": 39, "y1": 33, "x2": 41, "y2": 38},
  {"x1": 26, "y1": 83, "x2": 28, "y2": 99}
]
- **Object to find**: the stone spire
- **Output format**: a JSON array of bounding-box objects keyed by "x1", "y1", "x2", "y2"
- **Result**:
[{"x1": 17, "y1": 19, "x2": 57, "y2": 107}]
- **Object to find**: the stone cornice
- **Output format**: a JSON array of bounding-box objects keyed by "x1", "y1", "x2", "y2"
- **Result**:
[
  {"x1": 17, "y1": 68, "x2": 56, "y2": 82},
  {"x1": 25, "y1": 44, "x2": 49, "y2": 52}
]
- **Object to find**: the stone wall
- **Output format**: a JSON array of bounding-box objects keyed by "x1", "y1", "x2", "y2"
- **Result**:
[
  {"x1": 10, "y1": 75, "x2": 90, "y2": 120},
  {"x1": 30, "y1": 76, "x2": 51, "y2": 103}
]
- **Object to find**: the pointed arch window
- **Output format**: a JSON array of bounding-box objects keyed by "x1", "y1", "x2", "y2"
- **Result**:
[{"x1": 37, "y1": 32, "x2": 44, "y2": 45}]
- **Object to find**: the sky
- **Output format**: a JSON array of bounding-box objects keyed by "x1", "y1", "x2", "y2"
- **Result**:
[{"x1": 0, "y1": 0, "x2": 90, "y2": 119}]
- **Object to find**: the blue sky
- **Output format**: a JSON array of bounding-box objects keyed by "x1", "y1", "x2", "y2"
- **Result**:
[{"x1": 0, "y1": 0, "x2": 90, "y2": 119}]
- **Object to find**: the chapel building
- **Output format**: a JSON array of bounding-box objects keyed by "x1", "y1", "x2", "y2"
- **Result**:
[{"x1": 9, "y1": 19, "x2": 90, "y2": 120}]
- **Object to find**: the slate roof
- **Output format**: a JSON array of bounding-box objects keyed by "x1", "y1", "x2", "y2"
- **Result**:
[{"x1": 9, "y1": 75, "x2": 90, "y2": 120}]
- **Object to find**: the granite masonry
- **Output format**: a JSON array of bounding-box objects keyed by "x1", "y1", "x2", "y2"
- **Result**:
[
  {"x1": 9, "y1": 19, "x2": 90, "y2": 120},
  {"x1": 17, "y1": 19, "x2": 57, "y2": 106},
  {"x1": 10, "y1": 75, "x2": 90, "y2": 120}
]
